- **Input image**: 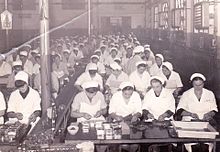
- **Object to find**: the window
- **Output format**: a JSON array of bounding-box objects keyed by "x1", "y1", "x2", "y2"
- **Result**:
[
  {"x1": 154, "y1": 6, "x2": 159, "y2": 29},
  {"x1": 62, "y1": 0, "x2": 86, "y2": 10},
  {"x1": 171, "y1": 0, "x2": 185, "y2": 30},
  {"x1": 194, "y1": 0, "x2": 214, "y2": 34},
  {"x1": 159, "y1": 3, "x2": 169, "y2": 29},
  {"x1": 11, "y1": 0, "x2": 36, "y2": 10}
]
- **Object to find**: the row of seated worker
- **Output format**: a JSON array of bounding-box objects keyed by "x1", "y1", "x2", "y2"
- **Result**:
[
  {"x1": 70, "y1": 73, "x2": 218, "y2": 152},
  {"x1": 74, "y1": 35, "x2": 183, "y2": 102},
  {"x1": 0, "y1": 34, "x2": 95, "y2": 100}
]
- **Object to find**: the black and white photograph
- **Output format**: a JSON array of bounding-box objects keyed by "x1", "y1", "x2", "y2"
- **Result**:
[{"x1": 0, "y1": 0, "x2": 220, "y2": 151}]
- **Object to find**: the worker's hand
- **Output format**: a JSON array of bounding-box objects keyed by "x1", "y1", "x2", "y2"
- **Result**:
[
  {"x1": 203, "y1": 113, "x2": 213, "y2": 121},
  {"x1": 158, "y1": 113, "x2": 167, "y2": 121},
  {"x1": 29, "y1": 113, "x2": 37, "y2": 123},
  {"x1": 83, "y1": 113, "x2": 92, "y2": 120},
  {"x1": 147, "y1": 113, "x2": 155, "y2": 120},
  {"x1": 94, "y1": 110, "x2": 102, "y2": 118},
  {"x1": 16, "y1": 113, "x2": 23, "y2": 120},
  {"x1": 131, "y1": 115, "x2": 139, "y2": 123},
  {"x1": 114, "y1": 115, "x2": 123, "y2": 122},
  {"x1": 190, "y1": 113, "x2": 199, "y2": 120}
]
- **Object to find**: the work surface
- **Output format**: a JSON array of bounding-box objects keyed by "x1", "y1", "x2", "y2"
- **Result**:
[{"x1": 65, "y1": 121, "x2": 220, "y2": 145}]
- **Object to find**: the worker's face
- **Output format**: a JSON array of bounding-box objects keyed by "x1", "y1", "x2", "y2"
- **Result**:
[
  {"x1": 111, "y1": 50, "x2": 117, "y2": 57},
  {"x1": 54, "y1": 56, "x2": 61, "y2": 64},
  {"x1": 89, "y1": 70, "x2": 97, "y2": 76},
  {"x1": 91, "y1": 58, "x2": 99, "y2": 64},
  {"x1": 85, "y1": 88, "x2": 98, "y2": 99},
  {"x1": 192, "y1": 79, "x2": 204, "y2": 91},
  {"x1": 162, "y1": 66, "x2": 171, "y2": 76},
  {"x1": 126, "y1": 49, "x2": 133, "y2": 58},
  {"x1": 151, "y1": 80, "x2": 163, "y2": 94},
  {"x1": 155, "y1": 57, "x2": 163, "y2": 67},
  {"x1": 112, "y1": 69, "x2": 121, "y2": 76},
  {"x1": 63, "y1": 52, "x2": 69, "y2": 59},
  {"x1": 19, "y1": 55, "x2": 27, "y2": 62},
  {"x1": 144, "y1": 50, "x2": 150, "y2": 58},
  {"x1": 57, "y1": 46, "x2": 62, "y2": 52},
  {"x1": 122, "y1": 89, "x2": 133, "y2": 100},
  {"x1": 137, "y1": 66, "x2": 146, "y2": 74},
  {"x1": 18, "y1": 83, "x2": 28, "y2": 93}
]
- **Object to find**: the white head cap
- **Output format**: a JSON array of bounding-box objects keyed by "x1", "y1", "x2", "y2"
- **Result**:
[
  {"x1": 15, "y1": 71, "x2": 29, "y2": 84},
  {"x1": 133, "y1": 46, "x2": 144, "y2": 54},
  {"x1": 119, "y1": 81, "x2": 134, "y2": 90},
  {"x1": 110, "y1": 62, "x2": 122, "y2": 70},
  {"x1": 20, "y1": 51, "x2": 28, "y2": 56},
  {"x1": 12, "y1": 60, "x2": 22, "y2": 67},
  {"x1": 90, "y1": 55, "x2": 99, "y2": 60},
  {"x1": 82, "y1": 81, "x2": 99, "y2": 89},
  {"x1": 190, "y1": 73, "x2": 206, "y2": 81},
  {"x1": 162, "y1": 62, "x2": 173, "y2": 71},
  {"x1": 136, "y1": 61, "x2": 147, "y2": 67},
  {"x1": 150, "y1": 76, "x2": 165, "y2": 85},
  {"x1": 155, "y1": 54, "x2": 164, "y2": 62},
  {"x1": 63, "y1": 49, "x2": 71, "y2": 54},
  {"x1": 87, "y1": 63, "x2": 98, "y2": 70}
]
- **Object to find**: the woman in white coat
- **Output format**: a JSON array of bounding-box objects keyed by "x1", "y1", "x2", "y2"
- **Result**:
[
  {"x1": 177, "y1": 73, "x2": 218, "y2": 152},
  {"x1": 142, "y1": 76, "x2": 175, "y2": 121}
]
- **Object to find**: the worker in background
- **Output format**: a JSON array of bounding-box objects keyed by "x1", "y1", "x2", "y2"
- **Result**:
[
  {"x1": 0, "y1": 91, "x2": 6, "y2": 124},
  {"x1": 19, "y1": 51, "x2": 33, "y2": 77},
  {"x1": 160, "y1": 62, "x2": 183, "y2": 98},
  {"x1": 85, "y1": 55, "x2": 105, "y2": 76},
  {"x1": 109, "y1": 81, "x2": 142, "y2": 152},
  {"x1": 75, "y1": 63, "x2": 103, "y2": 91},
  {"x1": 149, "y1": 54, "x2": 164, "y2": 76},
  {"x1": 0, "y1": 56, "x2": 12, "y2": 99},
  {"x1": 105, "y1": 62, "x2": 129, "y2": 95},
  {"x1": 121, "y1": 45, "x2": 133, "y2": 72},
  {"x1": 7, "y1": 71, "x2": 41, "y2": 125},
  {"x1": 177, "y1": 73, "x2": 218, "y2": 152},
  {"x1": 104, "y1": 47, "x2": 119, "y2": 66},
  {"x1": 129, "y1": 61, "x2": 151, "y2": 99},
  {"x1": 126, "y1": 46, "x2": 144, "y2": 75}
]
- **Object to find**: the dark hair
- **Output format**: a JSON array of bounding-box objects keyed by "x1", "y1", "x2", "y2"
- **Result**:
[
  {"x1": 191, "y1": 77, "x2": 204, "y2": 83},
  {"x1": 122, "y1": 86, "x2": 134, "y2": 92},
  {"x1": 85, "y1": 87, "x2": 99, "y2": 93},
  {"x1": 137, "y1": 64, "x2": 147, "y2": 69},
  {"x1": 15, "y1": 80, "x2": 26, "y2": 88}
]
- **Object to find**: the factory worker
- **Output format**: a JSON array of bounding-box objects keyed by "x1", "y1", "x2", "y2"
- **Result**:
[
  {"x1": 71, "y1": 81, "x2": 107, "y2": 122},
  {"x1": 104, "y1": 47, "x2": 119, "y2": 66},
  {"x1": 86, "y1": 55, "x2": 105, "y2": 76},
  {"x1": 94, "y1": 49, "x2": 104, "y2": 63},
  {"x1": 29, "y1": 49, "x2": 39, "y2": 65},
  {"x1": 105, "y1": 62, "x2": 129, "y2": 94},
  {"x1": 149, "y1": 54, "x2": 164, "y2": 76},
  {"x1": 113, "y1": 57, "x2": 122, "y2": 66},
  {"x1": 32, "y1": 54, "x2": 41, "y2": 75},
  {"x1": 7, "y1": 60, "x2": 23, "y2": 90},
  {"x1": 63, "y1": 49, "x2": 75, "y2": 70},
  {"x1": 69, "y1": 47, "x2": 84, "y2": 62},
  {"x1": 160, "y1": 62, "x2": 183, "y2": 97},
  {"x1": 142, "y1": 76, "x2": 175, "y2": 121},
  {"x1": 0, "y1": 91, "x2": 5, "y2": 124},
  {"x1": 177, "y1": 73, "x2": 218, "y2": 152},
  {"x1": 52, "y1": 53, "x2": 69, "y2": 86},
  {"x1": 121, "y1": 45, "x2": 133, "y2": 72},
  {"x1": 7, "y1": 71, "x2": 41, "y2": 124},
  {"x1": 75, "y1": 63, "x2": 103, "y2": 91},
  {"x1": 142, "y1": 47, "x2": 155, "y2": 67},
  {"x1": 129, "y1": 61, "x2": 151, "y2": 99},
  {"x1": 0, "y1": 57, "x2": 12, "y2": 85},
  {"x1": 126, "y1": 46, "x2": 144, "y2": 75},
  {"x1": 109, "y1": 81, "x2": 142, "y2": 122},
  {"x1": 19, "y1": 51, "x2": 33, "y2": 76}
]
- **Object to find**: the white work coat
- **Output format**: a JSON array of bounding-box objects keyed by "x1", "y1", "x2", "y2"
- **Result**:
[
  {"x1": 0, "y1": 91, "x2": 6, "y2": 124},
  {"x1": 177, "y1": 88, "x2": 218, "y2": 120},
  {"x1": 71, "y1": 91, "x2": 106, "y2": 122},
  {"x1": 109, "y1": 91, "x2": 142, "y2": 117},
  {"x1": 142, "y1": 88, "x2": 175, "y2": 120},
  {"x1": 7, "y1": 87, "x2": 41, "y2": 124},
  {"x1": 129, "y1": 70, "x2": 151, "y2": 95},
  {"x1": 106, "y1": 72, "x2": 129, "y2": 94}
]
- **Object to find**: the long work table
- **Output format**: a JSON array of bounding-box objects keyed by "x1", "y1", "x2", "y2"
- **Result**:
[{"x1": 65, "y1": 121, "x2": 220, "y2": 152}]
